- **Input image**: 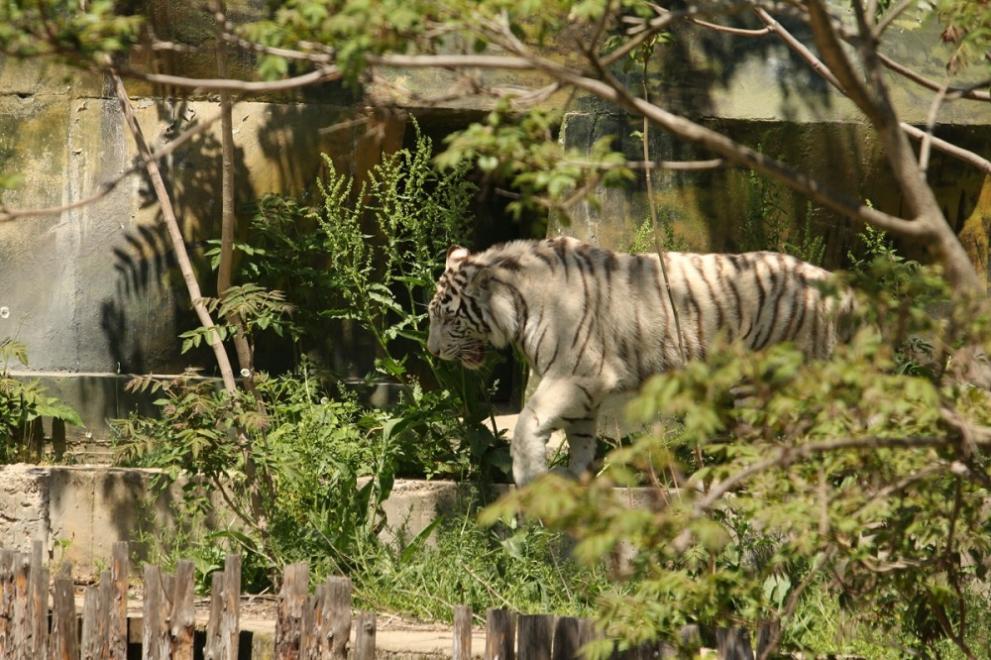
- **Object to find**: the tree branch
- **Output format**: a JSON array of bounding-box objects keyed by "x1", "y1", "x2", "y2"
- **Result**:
[
  {"x1": 118, "y1": 63, "x2": 342, "y2": 93},
  {"x1": 753, "y1": 7, "x2": 843, "y2": 92},
  {"x1": 753, "y1": 7, "x2": 991, "y2": 176},
  {"x1": 811, "y1": 0, "x2": 980, "y2": 289},
  {"x1": 374, "y1": 51, "x2": 927, "y2": 238},
  {"x1": 876, "y1": 52, "x2": 990, "y2": 101},
  {"x1": 805, "y1": 0, "x2": 883, "y2": 123},
  {"x1": 213, "y1": 2, "x2": 256, "y2": 389},
  {"x1": 110, "y1": 69, "x2": 238, "y2": 393},
  {"x1": 874, "y1": 0, "x2": 917, "y2": 37},
  {"x1": 920, "y1": 80, "x2": 952, "y2": 175}
]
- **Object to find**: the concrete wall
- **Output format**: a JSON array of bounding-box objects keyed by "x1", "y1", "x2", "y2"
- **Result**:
[{"x1": 0, "y1": 1, "x2": 409, "y2": 456}]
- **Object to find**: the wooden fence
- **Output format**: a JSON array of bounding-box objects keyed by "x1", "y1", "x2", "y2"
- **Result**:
[{"x1": 0, "y1": 542, "x2": 761, "y2": 660}]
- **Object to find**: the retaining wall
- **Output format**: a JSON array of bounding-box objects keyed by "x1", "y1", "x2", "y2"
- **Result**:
[{"x1": 0, "y1": 463, "x2": 659, "y2": 578}]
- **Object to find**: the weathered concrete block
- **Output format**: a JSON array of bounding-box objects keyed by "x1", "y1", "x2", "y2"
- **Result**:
[{"x1": 0, "y1": 463, "x2": 50, "y2": 554}]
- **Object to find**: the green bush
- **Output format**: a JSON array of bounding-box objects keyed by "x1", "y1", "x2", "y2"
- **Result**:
[
  {"x1": 114, "y1": 121, "x2": 510, "y2": 590},
  {"x1": 240, "y1": 121, "x2": 509, "y2": 480},
  {"x1": 0, "y1": 338, "x2": 82, "y2": 462},
  {"x1": 114, "y1": 370, "x2": 393, "y2": 584}
]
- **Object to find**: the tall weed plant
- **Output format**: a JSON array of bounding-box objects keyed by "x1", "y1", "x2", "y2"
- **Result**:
[{"x1": 245, "y1": 121, "x2": 509, "y2": 480}]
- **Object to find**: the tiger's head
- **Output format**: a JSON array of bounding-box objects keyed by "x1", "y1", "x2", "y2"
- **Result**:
[{"x1": 427, "y1": 246, "x2": 491, "y2": 369}]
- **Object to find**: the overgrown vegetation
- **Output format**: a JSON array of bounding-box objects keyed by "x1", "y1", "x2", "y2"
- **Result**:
[
  {"x1": 740, "y1": 168, "x2": 827, "y2": 266},
  {"x1": 113, "y1": 125, "x2": 519, "y2": 593}
]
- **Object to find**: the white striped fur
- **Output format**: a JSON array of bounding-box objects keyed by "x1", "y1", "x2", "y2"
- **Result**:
[{"x1": 427, "y1": 237, "x2": 851, "y2": 485}]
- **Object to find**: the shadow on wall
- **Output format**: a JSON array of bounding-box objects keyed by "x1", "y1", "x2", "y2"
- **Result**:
[
  {"x1": 43, "y1": 465, "x2": 235, "y2": 578},
  {"x1": 98, "y1": 94, "x2": 417, "y2": 382}
]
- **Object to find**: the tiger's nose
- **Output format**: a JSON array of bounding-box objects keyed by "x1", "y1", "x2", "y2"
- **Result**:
[{"x1": 427, "y1": 335, "x2": 441, "y2": 357}]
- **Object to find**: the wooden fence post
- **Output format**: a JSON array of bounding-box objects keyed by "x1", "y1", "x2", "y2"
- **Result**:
[
  {"x1": 50, "y1": 569, "x2": 77, "y2": 660},
  {"x1": 221, "y1": 554, "x2": 241, "y2": 660},
  {"x1": 12, "y1": 553, "x2": 31, "y2": 660},
  {"x1": 276, "y1": 562, "x2": 309, "y2": 660},
  {"x1": 97, "y1": 570, "x2": 114, "y2": 658},
  {"x1": 453, "y1": 605, "x2": 472, "y2": 660},
  {"x1": 30, "y1": 541, "x2": 49, "y2": 660},
  {"x1": 325, "y1": 576, "x2": 352, "y2": 660},
  {"x1": 81, "y1": 585, "x2": 100, "y2": 660},
  {"x1": 518, "y1": 614, "x2": 553, "y2": 660},
  {"x1": 354, "y1": 612, "x2": 376, "y2": 660},
  {"x1": 170, "y1": 561, "x2": 195, "y2": 660},
  {"x1": 300, "y1": 590, "x2": 317, "y2": 660},
  {"x1": 485, "y1": 609, "x2": 516, "y2": 660},
  {"x1": 206, "y1": 571, "x2": 224, "y2": 660},
  {"x1": 0, "y1": 549, "x2": 12, "y2": 658},
  {"x1": 109, "y1": 542, "x2": 128, "y2": 660},
  {"x1": 552, "y1": 616, "x2": 581, "y2": 660},
  {"x1": 142, "y1": 564, "x2": 170, "y2": 660}
]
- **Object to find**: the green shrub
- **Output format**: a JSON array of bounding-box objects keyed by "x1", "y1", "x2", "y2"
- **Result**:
[
  {"x1": 241, "y1": 120, "x2": 509, "y2": 481},
  {"x1": 114, "y1": 121, "x2": 510, "y2": 590},
  {"x1": 0, "y1": 338, "x2": 82, "y2": 462}
]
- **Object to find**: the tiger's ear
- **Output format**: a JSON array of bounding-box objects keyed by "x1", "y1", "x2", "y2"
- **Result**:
[{"x1": 446, "y1": 245, "x2": 470, "y2": 270}]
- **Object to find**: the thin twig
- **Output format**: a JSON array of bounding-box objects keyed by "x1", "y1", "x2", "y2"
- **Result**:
[
  {"x1": 920, "y1": 80, "x2": 951, "y2": 175},
  {"x1": 754, "y1": 7, "x2": 843, "y2": 92},
  {"x1": 221, "y1": 32, "x2": 334, "y2": 64},
  {"x1": 689, "y1": 18, "x2": 771, "y2": 36},
  {"x1": 601, "y1": 11, "x2": 680, "y2": 66},
  {"x1": 875, "y1": 52, "x2": 990, "y2": 101},
  {"x1": 119, "y1": 63, "x2": 342, "y2": 93},
  {"x1": 561, "y1": 158, "x2": 726, "y2": 171},
  {"x1": 619, "y1": 41, "x2": 688, "y2": 365},
  {"x1": 874, "y1": 0, "x2": 917, "y2": 37}
]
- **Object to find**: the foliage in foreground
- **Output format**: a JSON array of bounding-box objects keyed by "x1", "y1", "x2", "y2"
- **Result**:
[
  {"x1": 484, "y1": 247, "x2": 991, "y2": 658},
  {"x1": 353, "y1": 514, "x2": 612, "y2": 622}
]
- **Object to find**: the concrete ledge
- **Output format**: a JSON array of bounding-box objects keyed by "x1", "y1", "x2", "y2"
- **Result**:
[{"x1": 0, "y1": 464, "x2": 659, "y2": 578}]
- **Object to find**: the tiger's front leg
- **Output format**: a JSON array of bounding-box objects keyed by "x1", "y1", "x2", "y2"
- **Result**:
[
  {"x1": 564, "y1": 416, "x2": 597, "y2": 478},
  {"x1": 511, "y1": 378, "x2": 600, "y2": 486}
]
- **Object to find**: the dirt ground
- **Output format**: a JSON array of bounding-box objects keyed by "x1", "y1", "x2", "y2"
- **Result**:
[{"x1": 74, "y1": 587, "x2": 487, "y2": 659}]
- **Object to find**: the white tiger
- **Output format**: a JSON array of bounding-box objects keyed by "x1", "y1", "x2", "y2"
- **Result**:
[{"x1": 427, "y1": 237, "x2": 850, "y2": 485}]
